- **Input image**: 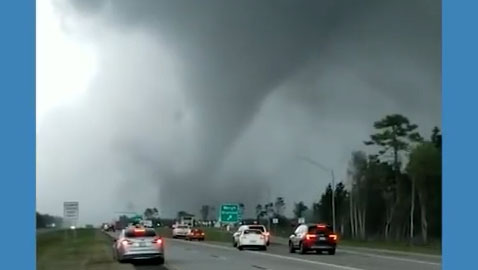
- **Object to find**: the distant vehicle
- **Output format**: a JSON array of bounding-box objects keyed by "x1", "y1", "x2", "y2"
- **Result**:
[
  {"x1": 180, "y1": 216, "x2": 194, "y2": 226},
  {"x1": 185, "y1": 228, "x2": 205, "y2": 241},
  {"x1": 233, "y1": 224, "x2": 270, "y2": 247},
  {"x1": 172, "y1": 224, "x2": 191, "y2": 238},
  {"x1": 236, "y1": 229, "x2": 267, "y2": 251},
  {"x1": 102, "y1": 223, "x2": 115, "y2": 232},
  {"x1": 288, "y1": 224, "x2": 337, "y2": 255},
  {"x1": 142, "y1": 220, "x2": 153, "y2": 228},
  {"x1": 113, "y1": 227, "x2": 164, "y2": 264}
]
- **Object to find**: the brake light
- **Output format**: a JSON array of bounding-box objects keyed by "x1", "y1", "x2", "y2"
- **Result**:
[
  {"x1": 317, "y1": 224, "x2": 326, "y2": 228},
  {"x1": 329, "y1": 234, "x2": 338, "y2": 241},
  {"x1": 305, "y1": 234, "x2": 317, "y2": 240},
  {"x1": 264, "y1": 232, "x2": 270, "y2": 236},
  {"x1": 153, "y1": 238, "x2": 163, "y2": 244},
  {"x1": 201, "y1": 233, "x2": 205, "y2": 236},
  {"x1": 134, "y1": 228, "x2": 145, "y2": 233},
  {"x1": 121, "y1": 240, "x2": 132, "y2": 246}
]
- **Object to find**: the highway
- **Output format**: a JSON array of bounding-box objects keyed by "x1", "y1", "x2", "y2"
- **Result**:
[{"x1": 106, "y1": 232, "x2": 441, "y2": 270}]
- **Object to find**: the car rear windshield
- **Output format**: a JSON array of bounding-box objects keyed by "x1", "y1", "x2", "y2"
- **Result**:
[
  {"x1": 308, "y1": 225, "x2": 332, "y2": 234},
  {"x1": 248, "y1": 226, "x2": 265, "y2": 232},
  {"x1": 244, "y1": 229, "x2": 262, "y2": 235},
  {"x1": 125, "y1": 229, "x2": 157, "y2": 238}
]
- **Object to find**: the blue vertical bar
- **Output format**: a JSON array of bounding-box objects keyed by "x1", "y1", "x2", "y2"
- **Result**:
[
  {"x1": 443, "y1": 0, "x2": 478, "y2": 269},
  {"x1": 0, "y1": 0, "x2": 36, "y2": 269}
]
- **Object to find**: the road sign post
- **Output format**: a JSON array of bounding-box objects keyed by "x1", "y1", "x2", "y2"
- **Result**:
[
  {"x1": 63, "y1": 201, "x2": 79, "y2": 228},
  {"x1": 219, "y1": 203, "x2": 239, "y2": 224}
]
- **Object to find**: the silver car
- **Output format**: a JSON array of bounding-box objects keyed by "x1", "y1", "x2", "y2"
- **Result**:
[{"x1": 113, "y1": 227, "x2": 165, "y2": 264}]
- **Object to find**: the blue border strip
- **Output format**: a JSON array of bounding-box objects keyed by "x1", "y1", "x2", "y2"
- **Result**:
[
  {"x1": 443, "y1": 0, "x2": 478, "y2": 269},
  {"x1": 0, "y1": 0, "x2": 36, "y2": 268}
]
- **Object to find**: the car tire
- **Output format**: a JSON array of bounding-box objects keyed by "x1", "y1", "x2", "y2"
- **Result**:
[
  {"x1": 155, "y1": 257, "x2": 165, "y2": 265},
  {"x1": 288, "y1": 241, "x2": 295, "y2": 253},
  {"x1": 262, "y1": 246, "x2": 267, "y2": 251},
  {"x1": 117, "y1": 254, "x2": 126, "y2": 264},
  {"x1": 233, "y1": 240, "x2": 237, "y2": 247},
  {"x1": 299, "y1": 242, "x2": 307, "y2": 254},
  {"x1": 328, "y1": 249, "x2": 336, "y2": 255},
  {"x1": 238, "y1": 245, "x2": 243, "y2": 251}
]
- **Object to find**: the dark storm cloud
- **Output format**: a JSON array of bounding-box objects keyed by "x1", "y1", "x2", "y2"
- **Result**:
[{"x1": 37, "y1": 0, "x2": 440, "y2": 222}]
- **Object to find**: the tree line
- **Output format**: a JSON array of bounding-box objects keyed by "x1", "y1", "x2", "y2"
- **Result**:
[
  {"x1": 36, "y1": 212, "x2": 63, "y2": 228},
  {"x1": 239, "y1": 114, "x2": 440, "y2": 244},
  {"x1": 313, "y1": 114, "x2": 441, "y2": 244}
]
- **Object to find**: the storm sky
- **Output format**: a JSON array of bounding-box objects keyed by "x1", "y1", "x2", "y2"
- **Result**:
[{"x1": 36, "y1": 0, "x2": 441, "y2": 224}]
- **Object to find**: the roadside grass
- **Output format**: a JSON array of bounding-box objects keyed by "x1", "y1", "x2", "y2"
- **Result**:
[
  {"x1": 37, "y1": 228, "x2": 120, "y2": 270},
  {"x1": 157, "y1": 226, "x2": 441, "y2": 255},
  {"x1": 338, "y1": 239, "x2": 442, "y2": 255}
]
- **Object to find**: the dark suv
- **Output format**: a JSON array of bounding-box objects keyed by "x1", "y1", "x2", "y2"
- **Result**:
[{"x1": 288, "y1": 224, "x2": 337, "y2": 255}]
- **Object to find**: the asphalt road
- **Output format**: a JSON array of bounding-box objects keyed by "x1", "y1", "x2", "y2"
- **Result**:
[{"x1": 106, "y1": 231, "x2": 441, "y2": 270}]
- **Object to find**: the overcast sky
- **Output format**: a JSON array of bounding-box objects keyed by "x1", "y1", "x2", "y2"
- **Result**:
[{"x1": 36, "y1": 0, "x2": 441, "y2": 225}]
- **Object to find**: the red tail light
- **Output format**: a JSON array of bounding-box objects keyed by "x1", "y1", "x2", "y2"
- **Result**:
[
  {"x1": 201, "y1": 233, "x2": 205, "y2": 236},
  {"x1": 305, "y1": 234, "x2": 317, "y2": 240},
  {"x1": 153, "y1": 238, "x2": 163, "y2": 244},
  {"x1": 329, "y1": 234, "x2": 337, "y2": 241},
  {"x1": 121, "y1": 239, "x2": 132, "y2": 246}
]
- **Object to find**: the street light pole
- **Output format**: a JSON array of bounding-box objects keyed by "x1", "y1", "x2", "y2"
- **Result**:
[
  {"x1": 297, "y1": 156, "x2": 337, "y2": 233},
  {"x1": 331, "y1": 170, "x2": 336, "y2": 233}
]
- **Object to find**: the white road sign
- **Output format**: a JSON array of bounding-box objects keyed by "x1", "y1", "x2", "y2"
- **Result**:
[
  {"x1": 63, "y1": 201, "x2": 79, "y2": 220},
  {"x1": 298, "y1": 217, "x2": 305, "y2": 224},
  {"x1": 272, "y1": 218, "x2": 279, "y2": 224}
]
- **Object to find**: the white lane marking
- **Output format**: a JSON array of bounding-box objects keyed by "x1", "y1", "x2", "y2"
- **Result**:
[
  {"x1": 340, "y1": 249, "x2": 441, "y2": 266},
  {"x1": 170, "y1": 239, "x2": 364, "y2": 270},
  {"x1": 245, "y1": 250, "x2": 365, "y2": 270},
  {"x1": 340, "y1": 246, "x2": 441, "y2": 259},
  {"x1": 169, "y1": 238, "x2": 233, "y2": 251},
  {"x1": 272, "y1": 239, "x2": 441, "y2": 259}
]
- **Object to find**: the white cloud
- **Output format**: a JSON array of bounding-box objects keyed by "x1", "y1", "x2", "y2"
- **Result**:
[{"x1": 36, "y1": 0, "x2": 98, "y2": 129}]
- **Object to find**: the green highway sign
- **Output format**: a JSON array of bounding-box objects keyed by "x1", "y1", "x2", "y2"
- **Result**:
[{"x1": 220, "y1": 203, "x2": 239, "y2": 223}]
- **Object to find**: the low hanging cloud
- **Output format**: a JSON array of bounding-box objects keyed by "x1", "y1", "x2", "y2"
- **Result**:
[{"x1": 37, "y1": 0, "x2": 440, "y2": 223}]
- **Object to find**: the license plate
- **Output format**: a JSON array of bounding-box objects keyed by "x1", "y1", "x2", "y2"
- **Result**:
[
  {"x1": 319, "y1": 237, "x2": 326, "y2": 241},
  {"x1": 139, "y1": 242, "x2": 146, "y2": 247},
  {"x1": 250, "y1": 240, "x2": 256, "y2": 243}
]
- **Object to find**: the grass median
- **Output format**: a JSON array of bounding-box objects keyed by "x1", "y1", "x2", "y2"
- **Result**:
[{"x1": 37, "y1": 228, "x2": 121, "y2": 270}]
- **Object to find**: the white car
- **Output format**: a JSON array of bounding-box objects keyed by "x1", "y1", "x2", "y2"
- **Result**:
[
  {"x1": 142, "y1": 220, "x2": 153, "y2": 228},
  {"x1": 237, "y1": 229, "x2": 267, "y2": 250},
  {"x1": 172, "y1": 224, "x2": 191, "y2": 238},
  {"x1": 233, "y1": 225, "x2": 270, "y2": 247}
]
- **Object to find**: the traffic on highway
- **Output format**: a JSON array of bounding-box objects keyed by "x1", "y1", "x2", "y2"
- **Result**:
[
  {"x1": 36, "y1": 0, "x2": 441, "y2": 270},
  {"x1": 96, "y1": 220, "x2": 440, "y2": 270}
]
